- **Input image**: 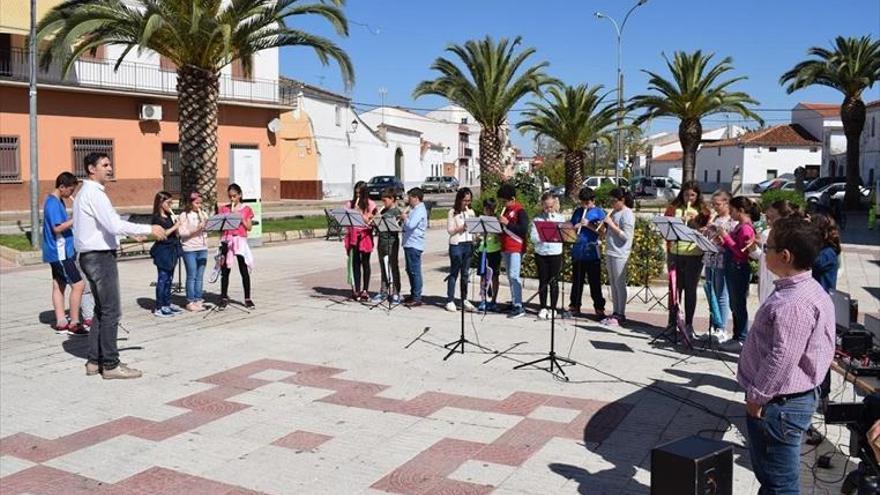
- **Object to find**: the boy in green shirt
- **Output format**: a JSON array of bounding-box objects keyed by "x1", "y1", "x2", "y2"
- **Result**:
[
  {"x1": 476, "y1": 198, "x2": 502, "y2": 311},
  {"x1": 372, "y1": 188, "x2": 403, "y2": 304}
]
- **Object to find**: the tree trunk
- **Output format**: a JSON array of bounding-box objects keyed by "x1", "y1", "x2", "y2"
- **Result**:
[
  {"x1": 178, "y1": 66, "x2": 220, "y2": 211},
  {"x1": 478, "y1": 128, "x2": 504, "y2": 191},
  {"x1": 678, "y1": 118, "x2": 702, "y2": 184},
  {"x1": 564, "y1": 150, "x2": 585, "y2": 201},
  {"x1": 840, "y1": 96, "x2": 866, "y2": 210}
]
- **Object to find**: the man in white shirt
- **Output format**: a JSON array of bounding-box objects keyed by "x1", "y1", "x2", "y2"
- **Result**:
[{"x1": 74, "y1": 152, "x2": 166, "y2": 379}]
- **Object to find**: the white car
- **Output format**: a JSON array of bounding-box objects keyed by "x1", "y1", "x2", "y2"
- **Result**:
[
  {"x1": 806, "y1": 182, "x2": 871, "y2": 207},
  {"x1": 582, "y1": 176, "x2": 630, "y2": 189}
]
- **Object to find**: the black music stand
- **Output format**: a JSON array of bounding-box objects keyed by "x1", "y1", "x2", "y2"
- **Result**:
[
  {"x1": 331, "y1": 208, "x2": 368, "y2": 298},
  {"x1": 514, "y1": 220, "x2": 577, "y2": 378},
  {"x1": 474, "y1": 216, "x2": 503, "y2": 313},
  {"x1": 443, "y1": 216, "x2": 498, "y2": 360},
  {"x1": 650, "y1": 216, "x2": 695, "y2": 348},
  {"x1": 202, "y1": 213, "x2": 250, "y2": 317},
  {"x1": 370, "y1": 215, "x2": 403, "y2": 312}
]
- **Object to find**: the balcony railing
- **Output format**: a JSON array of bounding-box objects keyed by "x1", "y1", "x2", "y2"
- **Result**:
[{"x1": 0, "y1": 48, "x2": 292, "y2": 106}]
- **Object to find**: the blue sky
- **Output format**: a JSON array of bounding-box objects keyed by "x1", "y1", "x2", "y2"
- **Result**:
[{"x1": 280, "y1": 0, "x2": 880, "y2": 153}]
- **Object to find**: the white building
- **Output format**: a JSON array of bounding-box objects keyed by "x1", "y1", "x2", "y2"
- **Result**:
[
  {"x1": 791, "y1": 102, "x2": 845, "y2": 177},
  {"x1": 696, "y1": 124, "x2": 821, "y2": 193},
  {"x1": 860, "y1": 100, "x2": 880, "y2": 188},
  {"x1": 639, "y1": 125, "x2": 746, "y2": 178}
]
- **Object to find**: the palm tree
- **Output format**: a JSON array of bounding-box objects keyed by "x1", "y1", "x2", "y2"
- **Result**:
[
  {"x1": 36, "y1": 0, "x2": 354, "y2": 208},
  {"x1": 516, "y1": 83, "x2": 616, "y2": 200},
  {"x1": 781, "y1": 35, "x2": 880, "y2": 209},
  {"x1": 413, "y1": 36, "x2": 553, "y2": 190},
  {"x1": 630, "y1": 50, "x2": 762, "y2": 183}
]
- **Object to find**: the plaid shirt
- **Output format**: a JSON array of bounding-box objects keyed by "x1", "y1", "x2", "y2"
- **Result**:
[{"x1": 737, "y1": 271, "x2": 835, "y2": 405}]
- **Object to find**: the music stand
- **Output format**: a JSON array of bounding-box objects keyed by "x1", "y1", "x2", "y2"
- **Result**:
[
  {"x1": 650, "y1": 216, "x2": 695, "y2": 348},
  {"x1": 514, "y1": 220, "x2": 577, "y2": 378},
  {"x1": 370, "y1": 216, "x2": 403, "y2": 312},
  {"x1": 443, "y1": 217, "x2": 499, "y2": 360},
  {"x1": 473, "y1": 216, "x2": 504, "y2": 314},
  {"x1": 331, "y1": 208, "x2": 368, "y2": 298},
  {"x1": 202, "y1": 213, "x2": 250, "y2": 317}
]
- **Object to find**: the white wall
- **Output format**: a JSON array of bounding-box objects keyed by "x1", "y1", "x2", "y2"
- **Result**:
[
  {"x1": 696, "y1": 146, "x2": 745, "y2": 190},
  {"x1": 380, "y1": 128, "x2": 423, "y2": 189},
  {"x1": 696, "y1": 145, "x2": 820, "y2": 190},
  {"x1": 860, "y1": 107, "x2": 880, "y2": 186}
]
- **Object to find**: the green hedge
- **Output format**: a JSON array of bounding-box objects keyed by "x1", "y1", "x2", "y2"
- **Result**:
[{"x1": 759, "y1": 189, "x2": 805, "y2": 210}]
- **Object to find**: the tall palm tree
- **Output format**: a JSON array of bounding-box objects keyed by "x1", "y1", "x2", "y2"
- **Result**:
[
  {"x1": 36, "y1": 0, "x2": 354, "y2": 208},
  {"x1": 781, "y1": 35, "x2": 880, "y2": 209},
  {"x1": 630, "y1": 50, "x2": 762, "y2": 183},
  {"x1": 413, "y1": 36, "x2": 553, "y2": 190},
  {"x1": 516, "y1": 83, "x2": 616, "y2": 200}
]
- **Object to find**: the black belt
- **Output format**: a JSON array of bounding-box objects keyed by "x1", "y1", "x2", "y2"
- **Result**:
[
  {"x1": 768, "y1": 387, "x2": 817, "y2": 405},
  {"x1": 81, "y1": 249, "x2": 116, "y2": 254}
]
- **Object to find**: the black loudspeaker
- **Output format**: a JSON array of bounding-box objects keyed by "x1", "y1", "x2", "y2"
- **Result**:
[{"x1": 651, "y1": 435, "x2": 733, "y2": 495}]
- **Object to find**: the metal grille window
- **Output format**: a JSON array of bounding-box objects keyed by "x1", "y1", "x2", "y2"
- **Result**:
[
  {"x1": 0, "y1": 136, "x2": 21, "y2": 182},
  {"x1": 72, "y1": 138, "x2": 114, "y2": 178}
]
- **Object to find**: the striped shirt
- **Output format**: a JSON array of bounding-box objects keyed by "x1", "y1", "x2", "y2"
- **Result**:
[{"x1": 737, "y1": 271, "x2": 835, "y2": 405}]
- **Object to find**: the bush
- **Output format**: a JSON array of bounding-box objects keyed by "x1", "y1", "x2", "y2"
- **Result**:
[
  {"x1": 759, "y1": 189, "x2": 805, "y2": 211},
  {"x1": 593, "y1": 182, "x2": 617, "y2": 208}
]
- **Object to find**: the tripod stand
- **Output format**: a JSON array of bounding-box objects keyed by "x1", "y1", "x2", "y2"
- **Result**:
[
  {"x1": 648, "y1": 216, "x2": 699, "y2": 349},
  {"x1": 369, "y1": 215, "x2": 403, "y2": 312},
  {"x1": 514, "y1": 220, "x2": 577, "y2": 378},
  {"x1": 444, "y1": 216, "x2": 499, "y2": 360}
]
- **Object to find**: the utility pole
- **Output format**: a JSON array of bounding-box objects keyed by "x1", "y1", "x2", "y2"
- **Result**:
[
  {"x1": 28, "y1": 0, "x2": 40, "y2": 249},
  {"x1": 379, "y1": 87, "x2": 387, "y2": 124}
]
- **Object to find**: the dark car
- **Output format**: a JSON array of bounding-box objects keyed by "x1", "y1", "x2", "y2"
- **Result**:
[
  {"x1": 804, "y1": 176, "x2": 863, "y2": 193},
  {"x1": 365, "y1": 175, "x2": 404, "y2": 200}
]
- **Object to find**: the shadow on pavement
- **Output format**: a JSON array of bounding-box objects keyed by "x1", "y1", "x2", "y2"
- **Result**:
[{"x1": 548, "y1": 368, "x2": 748, "y2": 494}]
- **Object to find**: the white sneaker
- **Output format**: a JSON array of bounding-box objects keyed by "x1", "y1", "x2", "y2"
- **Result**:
[
  {"x1": 537, "y1": 308, "x2": 548, "y2": 320},
  {"x1": 712, "y1": 328, "x2": 730, "y2": 344},
  {"x1": 720, "y1": 340, "x2": 743, "y2": 353},
  {"x1": 463, "y1": 300, "x2": 476, "y2": 313},
  {"x1": 445, "y1": 301, "x2": 458, "y2": 312}
]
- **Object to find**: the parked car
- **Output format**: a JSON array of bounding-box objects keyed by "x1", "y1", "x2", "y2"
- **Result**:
[
  {"x1": 637, "y1": 176, "x2": 681, "y2": 200},
  {"x1": 582, "y1": 176, "x2": 630, "y2": 189},
  {"x1": 421, "y1": 176, "x2": 459, "y2": 193},
  {"x1": 365, "y1": 175, "x2": 405, "y2": 200},
  {"x1": 805, "y1": 182, "x2": 871, "y2": 207},
  {"x1": 548, "y1": 185, "x2": 566, "y2": 198},
  {"x1": 804, "y1": 176, "x2": 862, "y2": 193},
  {"x1": 440, "y1": 176, "x2": 460, "y2": 192},
  {"x1": 753, "y1": 174, "x2": 794, "y2": 193}
]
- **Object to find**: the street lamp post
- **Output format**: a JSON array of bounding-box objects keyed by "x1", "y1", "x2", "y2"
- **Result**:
[
  {"x1": 594, "y1": 0, "x2": 648, "y2": 183},
  {"x1": 28, "y1": 0, "x2": 39, "y2": 249}
]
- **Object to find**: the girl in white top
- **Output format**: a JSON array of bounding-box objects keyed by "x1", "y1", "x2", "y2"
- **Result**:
[
  {"x1": 530, "y1": 192, "x2": 566, "y2": 320},
  {"x1": 749, "y1": 199, "x2": 802, "y2": 304},
  {"x1": 178, "y1": 192, "x2": 209, "y2": 311},
  {"x1": 446, "y1": 187, "x2": 476, "y2": 312}
]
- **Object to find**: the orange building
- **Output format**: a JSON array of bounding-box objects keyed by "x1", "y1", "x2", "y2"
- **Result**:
[{"x1": 0, "y1": 7, "x2": 289, "y2": 212}]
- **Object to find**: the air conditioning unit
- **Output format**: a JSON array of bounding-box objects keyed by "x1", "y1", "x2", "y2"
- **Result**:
[{"x1": 139, "y1": 104, "x2": 162, "y2": 121}]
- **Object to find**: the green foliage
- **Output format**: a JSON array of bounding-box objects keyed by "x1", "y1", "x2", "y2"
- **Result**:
[
  {"x1": 592, "y1": 182, "x2": 617, "y2": 208},
  {"x1": 759, "y1": 189, "x2": 806, "y2": 210},
  {"x1": 0, "y1": 234, "x2": 36, "y2": 251},
  {"x1": 780, "y1": 36, "x2": 880, "y2": 97}
]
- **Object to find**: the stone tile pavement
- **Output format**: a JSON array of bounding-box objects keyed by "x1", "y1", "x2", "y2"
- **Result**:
[{"x1": 0, "y1": 230, "x2": 876, "y2": 494}]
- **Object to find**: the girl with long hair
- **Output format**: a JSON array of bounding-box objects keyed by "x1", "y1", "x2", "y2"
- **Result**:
[
  {"x1": 811, "y1": 212, "x2": 841, "y2": 293},
  {"x1": 445, "y1": 187, "x2": 476, "y2": 312},
  {"x1": 718, "y1": 196, "x2": 760, "y2": 352},
  {"x1": 530, "y1": 192, "x2": 566, "y2": 320},
  {"x1": 602, "y1": 188, "x2": 636, "y2": 326},
  {"x1": 701, "y1": 190, "x2": 736, "y2": 343},
  {"x1": 178, "y1": 192, "x2": 209, "y2": 311},
  {"x1": 219, "y1": 183, "x2": 254, "y2": 309},
  {"x1": 344, "y1": 180, "x2": 376, "y2": 301},
  {"x1": 664, "y1": 181, "x2": 711, "y2": 335},
  {"x1": 150, "y1": 191, "x2": 182, "y2": 317}
]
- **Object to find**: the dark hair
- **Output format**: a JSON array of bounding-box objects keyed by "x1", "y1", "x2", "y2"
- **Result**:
[
  {"x1": 453, "y1": 187, "x2": 473, "y2": 214},
  {"x1": 227, "y1": 183, "x2": 243, "y2": 197},
  {"x1": 770, "y1": 217, "x2": 824, "y2": 270},
  {"x1": 767, "y1": 199, "x2": 802, "y2": 219},
  {"x1": 671, "y1": 180, "x2": 706, "y2": 211},
  {"x1": 83, "y1": 152, "x2": 109, "y2": 176},
  {"x1": 152, "y1": 190, "x2": 173, "y2": 217},
  {"x1": 351, "y1": 180, "x2": 368, "y2": 212},
  {"x1": 810, "y1": 212, "x2": 842, "y2": 255},
  {"x1": 55, "y1": 172, "x2": 78, "y2": 189},
  {"x1": 496, "y1": 184, "x2": 516, "y2": 200},
  {"x1": 380, "y1": 187, "x2": 396, "y2": 200},
  {"x1": 482, "y1": 197, "x2": 497, "y2": 214},
  {"x1": 407, "y1": 187, "x2": 424, "y2": 202},
  {"x1": 184, "y1": 191, "x2": 202, "y2": 214},
  {"x1": 609, "y1": 187, "x2": 634, "y2": 208},
  {"x1": 730, "y1": 196, "x2": 761, "y2": 222},
  {"x1": 578, "y1": 187, "x2": 595, "y2": 203}
]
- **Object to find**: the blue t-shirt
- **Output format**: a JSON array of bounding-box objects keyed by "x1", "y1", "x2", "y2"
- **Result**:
[
  {"x1": 812, "y1": 246, "x2": 838, "y2": 293},
  {"x1": 42, "y1": 195, "x2": 75, "y2": 263},
  {"x1": 571, "y1": 206, "x2": 605, "y2": 261}
]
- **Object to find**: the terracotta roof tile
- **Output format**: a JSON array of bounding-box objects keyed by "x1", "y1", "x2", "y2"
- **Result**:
[
  {"x1": 651, "y1": 151, "x2": 682, "y2": 162},
  {"x1": 799, "y1": 102, "x2": 839, "y2": 117},
  {"x1": 702, "y1": 124, "x2": 820, "y2": 148}
]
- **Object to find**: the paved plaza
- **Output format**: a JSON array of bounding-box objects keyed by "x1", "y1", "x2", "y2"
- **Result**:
[{"x1": 0, "y1": 229, "x2": 877, "y2": 494}]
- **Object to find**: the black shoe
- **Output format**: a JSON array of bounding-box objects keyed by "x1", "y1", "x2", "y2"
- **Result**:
[
  {"x1": 218, "y1": 298, "x2": 229, "y2": 309},
  {"x1": 245, "y1": 299, "x2": 255, "y2": 309}
]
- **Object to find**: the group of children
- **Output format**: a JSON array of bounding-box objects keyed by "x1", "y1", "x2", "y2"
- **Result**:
[{"x1": 340, "y1": 181, "x2": 638, "y2": 322}]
